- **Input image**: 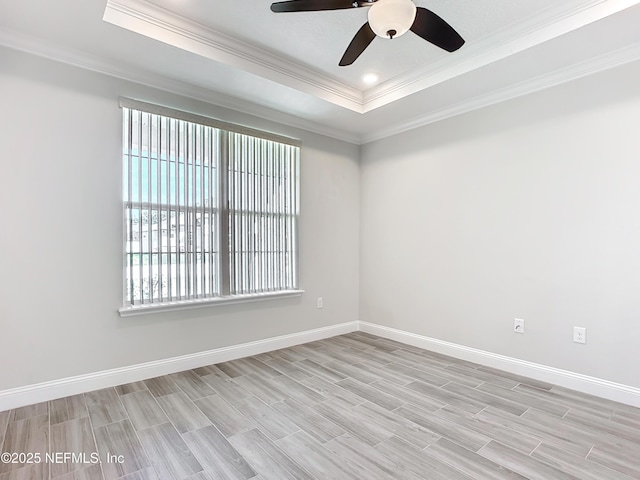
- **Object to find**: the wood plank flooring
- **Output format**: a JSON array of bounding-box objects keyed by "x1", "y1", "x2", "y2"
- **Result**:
[{"x1": 1, "y1": 332, "x2": 639, "y2": 479}]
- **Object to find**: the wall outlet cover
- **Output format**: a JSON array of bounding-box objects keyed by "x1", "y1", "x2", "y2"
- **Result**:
[{"x1": 573, "y1": 326, "x2": 586, "y2": 344}]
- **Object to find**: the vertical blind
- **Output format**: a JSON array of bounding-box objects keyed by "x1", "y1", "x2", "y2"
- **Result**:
[
  {"x1": 122, "y1": 101, "x2": 300, "y2": 306},
  {"x1": 228, "y1": 133, "x2": 299, "y2": 294}
]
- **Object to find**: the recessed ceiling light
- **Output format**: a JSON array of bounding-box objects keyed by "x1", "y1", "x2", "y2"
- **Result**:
[{"x1": 362, "y1": 73, "x2": 379, "y2": 85}]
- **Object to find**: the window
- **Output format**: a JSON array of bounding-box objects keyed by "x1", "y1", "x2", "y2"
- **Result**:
[{"x1": 120, "y1": 99, "x2": 300, "y2": 314}]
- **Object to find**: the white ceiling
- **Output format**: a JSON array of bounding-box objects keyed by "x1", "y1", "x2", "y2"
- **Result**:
[{"x1": 2, "y1": 0, "x2": 640, "y2": 143}]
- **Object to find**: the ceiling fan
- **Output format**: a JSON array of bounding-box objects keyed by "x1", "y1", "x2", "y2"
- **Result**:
[{"x1": 270, "y1": 0, "x2": 465, "y2": 66}]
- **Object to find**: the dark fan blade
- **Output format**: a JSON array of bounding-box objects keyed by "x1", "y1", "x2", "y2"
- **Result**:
[
  {"x1": 339, "y1": 22, "x2": 375, "y2": 66},
  {"x1": 410, "y1": 7, "x2": 464, "y2": 52},
  {"x1": 271, "y1": 0, "x2": 358, "y2": 12}
]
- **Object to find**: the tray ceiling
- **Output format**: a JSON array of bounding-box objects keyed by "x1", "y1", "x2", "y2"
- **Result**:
[{"x1": 2, "y1": 0, "x2": 640, "y2": 143}]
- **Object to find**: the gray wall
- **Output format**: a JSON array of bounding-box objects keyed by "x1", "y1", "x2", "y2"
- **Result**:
[
  {"x1": 3, "y1": 44, "x2": 640, "y2": 393},
  {"x1": 0, "y1": 47, "x2": 360, "y2": 391},
  {"x1": 360, "y1": 60, "x2": 640, "y2": 387}
]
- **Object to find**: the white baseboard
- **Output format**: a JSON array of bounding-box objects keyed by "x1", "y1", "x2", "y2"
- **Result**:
[
  {"x1": 3, "y1": 319, "x2": 639, "y2": 411},
  {"x1": 359, "y1": 321, "x2": 640, "y2": 408},
  {"x1": 0, "y1": 321, "x2": 358, "y2": 411}
]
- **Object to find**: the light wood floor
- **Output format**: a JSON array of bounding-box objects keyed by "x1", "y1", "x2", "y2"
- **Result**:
[{"x1": 1, "y1": 332, "x2": 639, "y2": 480}]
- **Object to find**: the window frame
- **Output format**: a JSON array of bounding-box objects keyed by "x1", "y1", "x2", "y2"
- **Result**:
[{"x1": 118, "y1": 98, "x2": 303, "y2": 317}]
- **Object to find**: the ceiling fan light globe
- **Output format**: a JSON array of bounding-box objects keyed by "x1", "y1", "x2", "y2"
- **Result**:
[{"x1": 368, "y1": 0, "x2": 416, "y2": 39}]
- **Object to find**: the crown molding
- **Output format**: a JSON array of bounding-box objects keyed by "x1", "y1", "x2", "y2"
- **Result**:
[
  {"x1": 0, "y1": 28, "x2": 361, "y2": 144},
  {"x1": 361, "y1": 40, "x2": 640, "y2": 144},
  {"x1": 103, "y1": 0, "x2": 640, "y2": 114},
  {"x1": 103, "y1": 0, "x2": 365, "y2": 113},
  {"x1": 2, "y1": 19, "x2": 639, "y2": 146},
  {"x1": 362, "y1": 0, "x2": 640, "y2": 111}
]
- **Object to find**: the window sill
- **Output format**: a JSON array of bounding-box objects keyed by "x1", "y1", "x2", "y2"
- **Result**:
[{"x1": 118, "y1": 290, "x2": 305, "y2": 317}]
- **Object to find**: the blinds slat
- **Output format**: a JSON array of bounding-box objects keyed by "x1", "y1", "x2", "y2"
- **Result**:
[
  {"x1": 243, "y1": 135, "x2": 249, "y2": 293},
  {"x1": 199, "y1": 125, "x2": 206, "y2": 297},
  {"x1": 147, "y1": 113, "x2": 153, "y2": 302},
  {"x1": 239, "y1": 136, "x2": 244, "y2": 293},
  {"x1": 127, "y1": 109, "x2": 134, "y2": 304},
  {"x1": 207, "y1": 131, "x2": 220, "y2": 294},
  {"x1": 229, "y1": 134, "x2": 236, "y2": 294},
  {"x1": 207, "y1": 129, "x2": 214, "y2": 296},
  {"x1": 155, "y1": 114, "x2": 163, "y2": 303},
  {"x1": 200, "y1": 129, "x2": 205, "y2": 296},
  {"x1": 263, "y1": 141, "x2": 269, "y2": 292},
  {"x1": 219, "y1": 131, "x2": 230, "y2": 296},
  {"x1": 208, "y1": 129, "x2": 213, "y2": 295},
  {"x1": 285, "y1": 146, "x2": 291, "y2": 289},
  {"x1": 252, "y1": 138, "x2": 258, "y2": 293},
  {"x1": 176, "y1": 120, "x2": 183, "y2": 299},
  {"x1": 270, "y1": 142, "x2": 276, "y2": 291},
  {"x1": 275, "y1": 143, "x2": 279, "y2": 290},
  {"x1": 137, "y1": 110, "x2": 144, "y2": 304},
  {"x1": 186, "y1": 123, "x2": 192, "y2": 298},
  {"x1": 165, "y1": 117, "x2": 173, "y2": 299},
  {"x1": 190, "y1": 123, "x2": 197, "y2": 298},
  {"x1": 277, "y1": 145, "x2": 285, "y2": 290},
  {"x1": 295, "y1": 148, "x2": 299, "y2": 286}
]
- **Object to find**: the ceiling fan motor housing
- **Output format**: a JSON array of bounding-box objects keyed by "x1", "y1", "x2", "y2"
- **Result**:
[{"x1": 368, "y1": 0, "x2": 417, "y2": 39}]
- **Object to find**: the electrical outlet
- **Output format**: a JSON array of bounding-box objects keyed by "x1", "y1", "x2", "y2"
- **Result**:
[
  {"x1": 514, "y1": 318, "x2": 525, "y2": 334},
  {"x1": 573, "y1": 326, "x2": 586, "y2": 344},
  {"x1": 317, "y1": 297, "x2": 323, "y2": 309}
]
